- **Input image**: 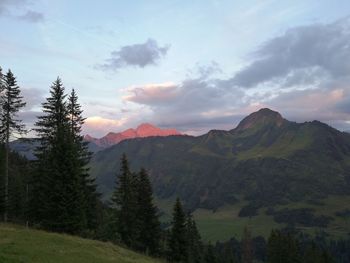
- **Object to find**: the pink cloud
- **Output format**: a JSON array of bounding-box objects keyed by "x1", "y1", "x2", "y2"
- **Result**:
[
  {"x1": 123, "y1": 82, "x2": 179, "y2": 105},
  {"x1": 84, "y1": 116, "x2": 128, "y2": 136}
]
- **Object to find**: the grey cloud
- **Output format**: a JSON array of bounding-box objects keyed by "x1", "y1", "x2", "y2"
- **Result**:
[
  {"x1": 232, "y1": 17, "x2": 350, "y2": 88},
  {"x1": 124, "y1": 74, "x2": 246, "y2": 132},
  {"x1": 21, "y1": 88, "x2": 46, "y2": 110},
  {"x1": 19, "y1": 10, "x2": 44, "y2": 22},
  {"x1": 0, "y1": 0, "x2": 25, "y2": 14},
  {"x1": 98, "y1": 39, "x2": 169, "y2": 71},
  {"x1": 0, "y1": 0, "x2": 44, "y2": 23}
]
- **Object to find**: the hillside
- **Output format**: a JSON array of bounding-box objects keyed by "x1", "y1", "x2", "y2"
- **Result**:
[
  {"x1": 0, "y1": 224, "x2": 162, "y2": 263},
  {"x1": 90, "y1": 108, "x2": 350, "y2": 240},
  {"x1": 92, "y1": 108, "x2": 350, "y2": 207}
]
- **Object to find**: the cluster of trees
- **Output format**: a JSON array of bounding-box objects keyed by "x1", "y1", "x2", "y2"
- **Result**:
[
  {"x1": 210, "y1": 228, "x2": 345, "y2": 263},
  {"x1": 109, "y1": 154, "x2": 212, "y2": 262},
  {"x1": 29, "y1": 78, "x2": 98, "y2": 234},
  {"x1": 110, "y1": 154, "x2": 161, "y2": 254},
  {"x1": 0, "y1": 67, "x2": 99, "y2": 235}
]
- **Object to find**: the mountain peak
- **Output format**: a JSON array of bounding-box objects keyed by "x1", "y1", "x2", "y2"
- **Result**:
[
  {"x1": 235, "y1": 108, "x2": 285, "y2": 131},
  {"x1": 137, "y1": 123, "x2": 157, "y2": 129},
  {"x1": 86, "y1": 123, "x2": 182, "y2": 148}
]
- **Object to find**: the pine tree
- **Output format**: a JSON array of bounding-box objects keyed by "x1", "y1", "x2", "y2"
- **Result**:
[
  {"x1": 112, "y1": 154, "x2": 138, "y2": 247},
  {"x1": 267, "y1": 230, "x2": 301, "y2": 263},
  {"x1": 167, "y1": 198, "x2": 188, "y2": 262},
  {"x1": 241, "y1": 227, "x2": 253, "y2": 263},
  {"x1": 135, "y1": 168, "x2": 161, "y2": 255},
  {"x1": 186, "y1": 214, "x2": 203, "y2": 263},
  {"x1": 32, "y1": 78, "x2": 86, "y2": 234},
  {"x1": 205, "y1": 243, "x2": 217, "y2": 263},
  {"x1": 0, "y1": 69, "x2": 26, "y2": 222},
  {"x1": 67, "y1": 89, "x2": 98, "y2": 233},
  {"x1": 303, "y1": 242, "x2": 334, "y2": 263}
]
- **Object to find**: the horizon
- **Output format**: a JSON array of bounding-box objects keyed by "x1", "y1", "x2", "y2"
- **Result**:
[{"x1": 1, "y1": 1, "x2": 350, "y2": 137}]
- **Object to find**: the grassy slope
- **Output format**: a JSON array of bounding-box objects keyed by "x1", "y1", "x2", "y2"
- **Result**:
[
  {"x1": 157, "y1": 195, "x2": 350, "y2": 243},
  {"x1": 194, "y1": 195, "x2": 350, "y2": 242},
  {"x1": 0, "y1": 224, "x2": 162, "y2": 263}
]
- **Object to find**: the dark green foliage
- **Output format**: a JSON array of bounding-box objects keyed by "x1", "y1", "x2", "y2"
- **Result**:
[
  {"x1": 0, "y1": 69, "x2": 26, "y2": 140},
  {"x1": 335, "y1": 209, "x2": 350, "y2": 218},
  {"x1": 0, "y1": 69, "x2": 26, "y2": 222},
  {"x1": 252, "y1": 236, "x2": 267, "y2": 262},
  {"x1": 241, "y1": 227, "x2": 253, "y2": 263},
  {"x1": 94, "y1": 202, "x2": 119, "y2": 242},
  {"x1": 204, "y1": 243, "x2": 217, "y2": 263},
  {"x1": 67, "y1": 89, "x2": 99, "y2": 233},
  {"x1": 111, "y1": 157, "x2": 162, "y2": 254},
  {"x1": 167, "y1": 198, "x2": 188, "y2": 262},
  {"x1": 268, "y1": 208, "x2": 333, "y2": 227},
  {"x1": 186, "y1": 214, "x2": 203, "y2": 263},
  {"x1": 134, "y1": 168, "x2": 161, "y2": 255},
  {"x1": 30, "y1": 78, "x2": 96, "y2": 235},
  {"x1": 238, "y1": 204, "x2": 260, "y2": 217},
  {"x1": 0, "y1": 145, "x2": 31, "y2": 223},
  {"x1": 112, "y1": 154, "x2": 138, "y2": 247},
  {"x1": 267, "y1": 230, "x2": 301, "y2": 263},
  {"x1": 303, "y1": 242, "x2": 333, "y2": 263}
]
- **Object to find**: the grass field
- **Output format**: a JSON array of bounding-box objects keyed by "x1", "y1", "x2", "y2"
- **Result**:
[
  {"x1": 193, "y1": 204, "x2": 283, "y2": 242},
  {"x1": 157, "y1": 195, "x2": 350, "y2": 242},
  {"x1": 0, "y1": 224, "x2": 162, "y2": 263}
]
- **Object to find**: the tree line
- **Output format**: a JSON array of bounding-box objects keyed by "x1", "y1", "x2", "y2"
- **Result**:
[{"x1": 0, "y1": 67, "x2": 347, "y2": 262}]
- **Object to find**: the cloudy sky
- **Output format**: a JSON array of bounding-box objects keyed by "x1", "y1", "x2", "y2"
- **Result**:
[{"x1": 1, "y1": 0, "x2": 350, "y2": 137}]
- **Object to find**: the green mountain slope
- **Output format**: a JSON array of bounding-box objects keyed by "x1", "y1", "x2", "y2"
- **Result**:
[
  {"x1": 0, "y1": 224, "x2": 162, "y2": 263},
  {"x1": 90, "y1": 108, "x2": 350, "y2": 240},
  {"x1": 91, "y1": 108, "x2": 350, "y2": 208}
]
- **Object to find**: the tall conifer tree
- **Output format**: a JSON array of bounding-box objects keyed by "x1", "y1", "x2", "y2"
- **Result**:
[
  {"x1": 112, "y1": 154, "x2": 138, "y2": 247},
  {"x1": 186, "y1": 214, "x2": 203, "y2": 263},
  {"x1": 135, "y1": 168, "x2": 161, "y2": 255},
  {"x1": 241, "y1": 227, "x2": 253, "y2": 263},
  {"x1": 205, "y1": 243, "x2": 218, "y2": 263},
  {"x1": 167, "y1": 198, "x2": 188, "y2": 262},
  {"x1": 67, "y1": 89, "x2": 98, "y2": 232},
  {"x1": 0, "y1": 69, "x2": 26, "y2": 222},
  {"x1": 32, "y1": 78, "x2": 86, "y2": 234}
]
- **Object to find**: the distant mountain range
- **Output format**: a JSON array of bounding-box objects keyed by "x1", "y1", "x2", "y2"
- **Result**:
[
  {"x1": 85, "y1": 123, "x2": 181, "y2": 149},
  {"x1": 90, "y1": 108, "x2": 350, "y2": 211}
]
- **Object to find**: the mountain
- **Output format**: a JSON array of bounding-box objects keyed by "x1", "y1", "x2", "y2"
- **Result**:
[
  {"x1": 85, "y1": 123, "x2": 181, "y2": 149},
  {"x1": 92, "y1": 108, "x2": 350, "y2": 207},
  {"x1": 90, "y1": 108, "x2": 350, "y2": 239},
  {"x1": 9, "y1": 138, "x2": 40, "y2": 160},
  {"x1": 0, "y1": 224, "x2": 161, "y2": 263}
]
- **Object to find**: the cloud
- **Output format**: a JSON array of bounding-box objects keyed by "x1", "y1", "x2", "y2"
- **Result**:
[
  {"x1": 84, "y1": 116, "x2": 128, "y2": 136},
  {"x1": 21, "y1": 87, "x2": 46, "y2": 109},
  {"x1": 119, "y1": 18, "x2": 350, "y2": 135},
  {"x1": 97, "y1": 39, "x2": 170, "y2": 71},
  {"x1": 0, "y1": 0, "x2": 24, "y2": 14},
  {"x1": 123, "y1": 82, "x2": 179, "y2": 105},
  {"x1": 19, "y1": 10, "x2": 44, "y2": 22},
  {"x1": 0, "y1": 0, "x2": 44, "y2": 22},
  {"x1": 122, "y1": 75, "x2": 246, "y2": 134},
  {"x1": 231, "y1": 17, "x2": 350, "y2": 88}
]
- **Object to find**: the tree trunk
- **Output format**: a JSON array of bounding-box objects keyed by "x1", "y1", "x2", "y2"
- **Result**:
[{"x1": 4, "y1": 131, "x2": 9, "y2": 222}]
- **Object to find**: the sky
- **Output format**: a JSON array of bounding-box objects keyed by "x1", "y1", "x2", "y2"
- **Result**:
[{"x1": 1, "y1": 0, "x2": 350, "y2": 137}]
